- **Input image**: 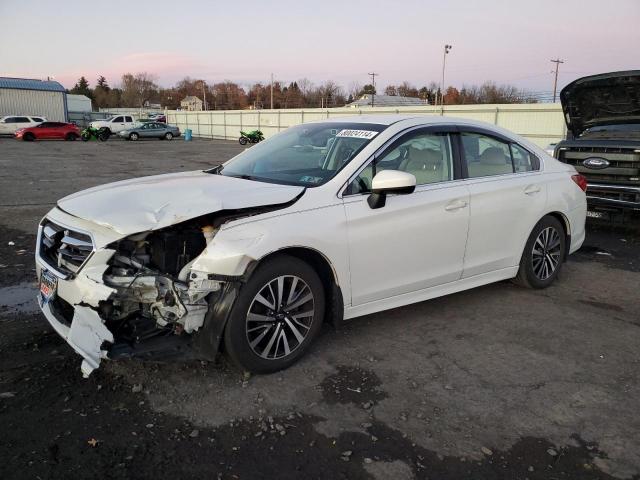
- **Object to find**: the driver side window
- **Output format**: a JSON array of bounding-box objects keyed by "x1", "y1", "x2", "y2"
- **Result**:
[{"x1": 346, "y1": 131, "x2": 453, "y2": 195}]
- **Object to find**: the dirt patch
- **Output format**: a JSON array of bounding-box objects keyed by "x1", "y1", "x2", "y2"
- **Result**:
[{"x1": 320, "y1": 365, "x2": 388, "y2": 408}]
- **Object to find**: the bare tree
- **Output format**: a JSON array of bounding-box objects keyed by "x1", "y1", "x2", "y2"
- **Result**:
[{"x1": 120, "y1": 72, "x2": 159, "y2": 107}]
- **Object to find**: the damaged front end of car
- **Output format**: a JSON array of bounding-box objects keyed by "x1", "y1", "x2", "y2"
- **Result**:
[{"x1": 35, "y1": 203, "x2": 290, "y2": 377}]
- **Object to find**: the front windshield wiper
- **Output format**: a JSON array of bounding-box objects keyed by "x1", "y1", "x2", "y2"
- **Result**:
[{"x1": 224, "y1": 173, "x2": 261, "y2": 181}]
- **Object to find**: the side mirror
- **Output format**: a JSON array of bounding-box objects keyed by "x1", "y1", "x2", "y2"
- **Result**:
[{"x1": 367, "y1": 170, "x2": 416, "y2": 209}]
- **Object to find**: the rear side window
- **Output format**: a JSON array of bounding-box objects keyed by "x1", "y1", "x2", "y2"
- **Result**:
[
  {"x1": 15, "y1": 117, "x2": 30, "y2": 123},
  {"x1": 461, "y1": 132, "x2": 513, "y2": 178},
  {"x1": 31, "y1": 117, "x2": 44, "y2": 122},
  {"x1": 3, "y1": 117, "x2": 17, "y2": 123},
  {"x1": 125, "y1": 116, "x2": 133, "y2": 122},
  {"x1": 510, "y1": 143, "x2": 539, "y2": 172},
  {"x1": 113, "y1": 116, "x2": 124, "y2": 122}
]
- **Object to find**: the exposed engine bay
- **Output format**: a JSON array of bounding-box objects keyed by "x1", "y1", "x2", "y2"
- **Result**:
[{"x1": 101, "y1": 223, "x2": 219, "y2": 348}]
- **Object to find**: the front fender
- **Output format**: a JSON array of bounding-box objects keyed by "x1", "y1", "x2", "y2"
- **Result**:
[{"x1": 190, "y1": 204, "x2": 351, "y2": 303}]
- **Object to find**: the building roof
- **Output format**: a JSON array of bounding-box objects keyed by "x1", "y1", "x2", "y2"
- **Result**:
[
  {"x1": 0, "y1": 77, "x2": 66, "y2": 93},
  {"x1": 348, "y1": 94, "x2": 426, "y2": 107},
  {"x1": 67, "y1": 94, "x2": 91, "y2": 101},
  {"x1": 181, "y1": 96, "x2": 202, "y2": 103}
]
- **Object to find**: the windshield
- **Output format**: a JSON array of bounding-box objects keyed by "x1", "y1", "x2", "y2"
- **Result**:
[
  {"x1": 214, "y1": 122, "x2": 387, "y2": 187},
  {"x1": 580, "y1": 123, "x2": 640, "y2": 140}
]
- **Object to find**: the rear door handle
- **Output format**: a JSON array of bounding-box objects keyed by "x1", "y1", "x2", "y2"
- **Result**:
[
  {"x1": 445, "y1": 199, "x2": 468, "y2": 211},
  {"x1": 524, "y1": 185, "x2": 541, "y2": 195}
]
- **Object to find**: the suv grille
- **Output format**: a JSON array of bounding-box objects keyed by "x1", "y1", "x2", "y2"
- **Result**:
[
  {"x1": 558, "y1": 146, "x2": 640, "y2": 184},
  {"x1": 39, "y1": 220, "x2": 94, "y2": 276}
]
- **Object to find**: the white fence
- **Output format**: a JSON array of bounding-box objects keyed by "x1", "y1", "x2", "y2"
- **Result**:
[{"x1": 166, "y1": 103, "x2": 567, "y2": 148}]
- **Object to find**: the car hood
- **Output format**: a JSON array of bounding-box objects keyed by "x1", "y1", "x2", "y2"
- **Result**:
[
  {"x1": 560, "y1": 70, "x2": 640, "y2": 137},
  {"x1": 57, "y1": 170, "x2": 305, "y2": 235}
]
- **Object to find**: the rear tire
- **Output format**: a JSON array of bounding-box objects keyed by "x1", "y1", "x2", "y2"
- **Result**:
[
  {"x1": 65, "y1": 133, "x2": 77, "y2": 141},
  {"x1": 164, "y1": 132, "x2": 173, "y2": 140},
  {"x1": 224, "y1": 255, "x2": 325, "y2": 373},
  {"x1": 129, "y1": 132, "x2": 139, "y2": 141},
  {"x1": 514, "y1": 215, "x2": 566, "y2": 289},
  {"x1": 23, "y1": 132, "x2": 35, "y2": 141},
  {"x1": 239, "y1": 136, "x2": 248, "y2": 145}
]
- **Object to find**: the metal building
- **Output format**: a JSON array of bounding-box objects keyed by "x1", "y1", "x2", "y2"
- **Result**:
[{"x1": 0, "y1": 77, "x2": 68, "y2": 121}]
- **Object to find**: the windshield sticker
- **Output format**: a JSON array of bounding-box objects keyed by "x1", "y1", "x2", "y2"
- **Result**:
[
  {"x1": 336, "y1": 129, "x2": 379, "y2": 139},
  {"x1": 299, "y1": 176, "x2": 323, "y2": 184}
]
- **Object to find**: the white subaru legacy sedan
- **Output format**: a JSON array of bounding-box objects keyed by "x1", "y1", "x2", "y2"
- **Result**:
[{"x1": 35, "y1": 116, "x2": 587, "y2": 376}]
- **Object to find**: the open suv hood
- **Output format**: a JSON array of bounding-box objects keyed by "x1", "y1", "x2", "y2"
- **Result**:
[
  {"x1": 560, "y1": 70, "x2": 640, "y2": 138},
  {"x1": 57, "y1": 170, "x2": 304, "y2": 235}
]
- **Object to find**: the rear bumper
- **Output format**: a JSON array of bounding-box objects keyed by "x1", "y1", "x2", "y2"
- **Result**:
[{"x1": 587, "y1": 183, "x2": 640, "y2": 210}]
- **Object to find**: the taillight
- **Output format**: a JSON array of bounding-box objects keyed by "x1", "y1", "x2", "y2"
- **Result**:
[{"x1": 571, "y1": 174, "x2": 587, "y2": 192}]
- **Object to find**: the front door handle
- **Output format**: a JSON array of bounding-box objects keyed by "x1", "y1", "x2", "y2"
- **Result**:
[
  {"x1": 445, "y1": 199, "x2": 468, "y2": 211},
  {"x1": 524, "y1": 185, "x2": 541, "y2": 195}
]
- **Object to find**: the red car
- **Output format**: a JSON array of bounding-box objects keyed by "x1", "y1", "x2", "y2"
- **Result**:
[{"x1": 15, "y1": 122, "x2": 81, "y2": 141}]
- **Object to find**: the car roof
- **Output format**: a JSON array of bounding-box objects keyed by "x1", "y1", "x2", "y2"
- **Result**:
[{"x1": 315, "y1": 114, "x2": 496, "y2": 129}]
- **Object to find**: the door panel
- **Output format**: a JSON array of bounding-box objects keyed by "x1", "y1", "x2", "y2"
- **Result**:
[
  {"x1": 462, "y1": 173, "x2": 546, "y2": 277},
  {"x1": 344, "y1": 183, "x2": 470, "y2": 306}
]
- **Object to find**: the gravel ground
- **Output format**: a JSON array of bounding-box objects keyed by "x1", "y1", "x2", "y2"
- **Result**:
[{"x1": 0, "y1": 137, "x2": 639, "y2": 480}]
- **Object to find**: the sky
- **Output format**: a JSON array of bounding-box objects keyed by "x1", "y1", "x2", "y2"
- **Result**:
[{"x1": 1, "y1": 0, "x2": 638, "y2": 95}]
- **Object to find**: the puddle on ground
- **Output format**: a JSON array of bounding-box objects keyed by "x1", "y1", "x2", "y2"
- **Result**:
[{"x1": 0, "y1": 282, "x2": 39, "y2": 315}]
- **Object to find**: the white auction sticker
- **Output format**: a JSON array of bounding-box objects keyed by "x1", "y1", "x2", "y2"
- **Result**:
[{"x1": 336, "y1": 129, "x2": 379, "y2": 139}]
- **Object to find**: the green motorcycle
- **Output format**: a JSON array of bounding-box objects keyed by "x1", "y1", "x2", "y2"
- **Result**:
[
  {"x1": 239, "y1": 130, "x2": 264, "y2": 145},
  {"x1": 81, "y1": 126, "x2": 110, "y2": 142}
]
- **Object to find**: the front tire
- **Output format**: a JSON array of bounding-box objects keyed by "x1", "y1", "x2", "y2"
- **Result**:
[
  {"x1": 224, "y1": 255, "x2": 325, "y2": 373},
  {"x1": 514, "y1": 215, "x2": 566, "y2": 289},
  {"x1": 65, "y1": 133, "x2": 78, "y2": 141},
  {"x1": 164, "y1": 132, "x2": 173, "y2": 140},
  {"x1": 23, "y1": 132, "x2": 35, "y2": 141},
  {"x1": 129, "y1": 132, "x2": 139, "y2": 141},
  {"x1": 239, "y1": 136, "x2": 248, "y2": 145}
]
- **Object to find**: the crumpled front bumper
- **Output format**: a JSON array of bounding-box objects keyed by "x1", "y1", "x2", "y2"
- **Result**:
[
  {"x1": 36, "y1": 246, "x2": 118, "y2": 377},
  {"x1": 39, "y1": 299, "x2": 114, "y2": 377}
]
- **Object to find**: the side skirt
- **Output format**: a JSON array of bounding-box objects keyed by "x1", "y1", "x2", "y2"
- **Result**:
[{"x1": 343, "y1": 266, "x2": 519, "y2": 320}]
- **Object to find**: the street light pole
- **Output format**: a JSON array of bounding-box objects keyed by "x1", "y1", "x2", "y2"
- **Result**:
[
  {"x1": 270, "y1": 73, "x2": 274, "y2": 109},
  {"x1": 439, "y1": 44, "x2": 452, "y2": 106},
  {"x1": 202, "y1": 80, "x2": 207, "y2": 111}
]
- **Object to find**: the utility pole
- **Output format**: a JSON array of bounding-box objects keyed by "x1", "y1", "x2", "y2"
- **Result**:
[
  {"x1": 270, "y1": 73, "x2": 274, "y2": 109},
  {"x1": 550, "y1": 58, "x2": 564, "y2": 103},
  {"x1": 368, "y1": 72, "x2": 378, "y2": 107},
  {"x1": 201, "y1": 80, "x2": 207, "y2": 110},
  {"x1": 439, "y1": 44, "x2": 452, "y2": 107}
]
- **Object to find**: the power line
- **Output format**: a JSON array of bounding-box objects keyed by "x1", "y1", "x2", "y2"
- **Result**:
[
  {"x1": 368, "y1": 72, "x2": 378, "y2": 106},
  {"x1": 550, "y1": 58, "x2": 564, "y2": 103}
]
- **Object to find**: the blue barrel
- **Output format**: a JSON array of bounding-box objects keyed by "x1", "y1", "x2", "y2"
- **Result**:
[{"x1": 184, "y1": 129, "x2": 192, "y2": 141}]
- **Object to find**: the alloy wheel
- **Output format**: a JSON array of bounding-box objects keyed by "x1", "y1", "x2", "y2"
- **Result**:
[
  {"x1": 531, "y1": 226, "x2": 561, "y2": 280},
  {"x1": 246, "y1": 275, "x2": 315, "y2": 360}
]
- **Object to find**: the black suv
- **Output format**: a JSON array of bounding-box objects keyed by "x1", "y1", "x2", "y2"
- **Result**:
[{"x1": 554, "y1": 71, "x2": 640, "y2": 222}]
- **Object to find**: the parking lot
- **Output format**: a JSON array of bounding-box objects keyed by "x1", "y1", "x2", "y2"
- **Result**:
[{"x1": 0, "y1": 137, "x2": 639, "y2": 480}]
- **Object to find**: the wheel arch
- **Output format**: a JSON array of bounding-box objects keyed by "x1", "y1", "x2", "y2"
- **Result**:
[
  {"x1": 520, "y1": 211, "x2": 571, "y2": 265},
  {"x1": 545, "y1": 211, "x2": 571, "y2": 261},
  {"x1": 254, "y1": 246, "x2": 344, "y2": 327}
]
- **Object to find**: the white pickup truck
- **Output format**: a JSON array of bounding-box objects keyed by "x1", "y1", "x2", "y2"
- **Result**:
[{"x1": 90, "y1": 115, "x2": 137, "y2": 134}]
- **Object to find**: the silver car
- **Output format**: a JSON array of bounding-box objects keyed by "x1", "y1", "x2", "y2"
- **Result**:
[{"x1": 118, "y1": 122, "x2": 180, "y2": 141}]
